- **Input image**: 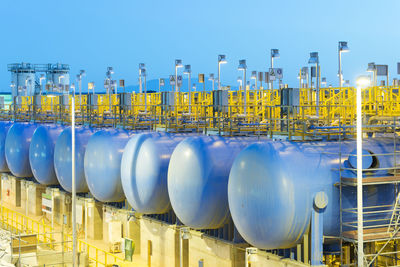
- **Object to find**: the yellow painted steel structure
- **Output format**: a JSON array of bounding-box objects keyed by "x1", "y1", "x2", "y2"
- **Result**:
[
  {"x1": 0, "y1": 205, "x2": 126, "y2": 266},
  {"x1": 4, "y1": 86, "x2": 400, "y2": 138}
]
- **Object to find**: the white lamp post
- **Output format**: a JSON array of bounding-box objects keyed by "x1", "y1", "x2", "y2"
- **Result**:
[
  {"x1": 218, "y1": 55, "x2": 227, "y2": 90},
  {"x1": 208, "y1": 74, "x2": 215, "y2": 91},
  {"x1": 237, "y1": 77, "x2": 242, "y2": 90},
  {"x1": 338, "y1": 41, "x2": 349, "y2": 88},
  {"x1": 139, "y1": 63, "x2": 145, "y2": 93},
  {"x1": 238, "y1": 60, "x2": 247, "y2": 115},
  {"x1": 183, "y1": 65, "x2": 192, "y2": 114},
  {"x1": 308, "y1": 52, "x2": 320, "y2": 115},
  {"x1": 251, "y1": 71, "x2": 257, "y2": 90},
  {"x1": 76, "y1": 70, "x2": 85, "y2": 109},
  {"x1": 355, "y1": 75, "x2": 370, "y2": 267},
  {"x1": 175, "y1": 60, "x2": 183, "y2": 92},
  {"x1": 270, "y1": 49, "x2": 280, "y2": 89},
  {"x1": 70, "y1": 83, "x2": 77, "y2": 267},
  {"x1": 367, "y1": 62, "x2": 377, "y2": 87}
]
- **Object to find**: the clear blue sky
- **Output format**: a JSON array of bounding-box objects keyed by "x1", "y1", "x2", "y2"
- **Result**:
[{"x1": 1, "y1": 0, "x2": 399, "y2": 92}]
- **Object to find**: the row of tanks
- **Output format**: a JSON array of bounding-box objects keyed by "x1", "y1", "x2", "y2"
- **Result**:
[{"x1": 0, "y1": 121, "x2": 396, "y2": 251}]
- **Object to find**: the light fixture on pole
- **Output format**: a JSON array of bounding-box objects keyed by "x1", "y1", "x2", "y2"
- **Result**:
[
  {"x1": 238, "y1": 60, "x2": 247, "y2": 115},
  {"x1": 218, "y1": 55, "x2": 227, "y2": 90},
  {"x1": 366, "y1": 62, "x2": 377, "y2": 87},
  {"x1": 251, "y1": 71, "x2": 257, "y2": 90},
  {"x1": 159, "y1": 78, "x2": 165, "y2": 92},
  {"x1": 175, "y1": 60, "x2": 183, "y2": 92},
  {"x1": 321, "y1": 77, "x2": 327, "y2": 87},
  {"x1": 138, "y1": 63, "x2": 145, "y2": 93},
  {"x1": 237, "y1": 77, "x2": 242, "y2": 90},
  {"x1": 338, "y1": 41, "x2": 349, "y2": 88},
  {"x1": 308, "y1": 52, "x2": 320, "y2": 115},
  {"x1": 183, "y1": 65, "x2": 192, "y2": 114},
  {"x1": 270, "y1": 49, "x2": 280, "y2": 89},
  {"x1": 70, "y1": 82, "x2": 77, "y2": 267},
  {"x1": 141, "y1": 68, "x2": 147, "y2": 112},
  {"x1": 208, "y1": 74, "x2": 215, "y2": 91},
  {"x1": 355, "y1": 75, "x2": 370, "y2": 267},
  {"x1": 76, "y1": 70, "x2": 86, "y2": 108},
  {"x1": 106, "y1": 67, "x2": 114, "y2": 112}
]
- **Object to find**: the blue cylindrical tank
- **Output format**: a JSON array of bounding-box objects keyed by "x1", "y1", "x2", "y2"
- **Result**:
[
  {"x1": 29, "y1": 124, "x2": 64, "y2": 185},
  {"x1": 54, "y1": 127, "x2": 96, "y2": 193},
  {"x1": 5, "y1": 122, "x2": 39, "y2": 177},
  {"x1": 167, "y1": 136, "x2": 257, "y2": 229},
  {"x1": 121, "y1": 132, "x2": 185, "y2": 214},
  {"x1": 228, "y1": 139, "x2": 396, "y2": 249},
  {"x1": 84, "y1": 129, "x2": 132, "y2": 202},
  {"x1": 0, "y1": 121, "x2": 12, "y2": 172}
]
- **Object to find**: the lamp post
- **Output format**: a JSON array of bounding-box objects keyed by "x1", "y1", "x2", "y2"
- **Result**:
[
  {"x1": 175, "y1": 60, "x2": 183, "y2": 92},
  {"x1": 338, "y1": 41, "x2": 349, "y2": 88},
  {"x1": 159, "y1": 78, "x2": 165, "y2": 92},
  {"x1": 183, "y1": 65, "x2": 192, "y2": 114},
  {"x1": 218, "y1": 55, "x2": 227, "y2": 90},
  {"x1": 70, "y1": 83, "x2": 77, "y2": 267},
  {"x1": 251, "y1": 71, "x2": 257, "y2": 90},
  {"x1": 76, "y1": 70, "x2": 86, "y2": 109},
  {"x1": 308, "y1": 52, "x2": 320, "y2": 115},
  {"x1": 106, "y1": 67, "x2": 114, "y2": 112},
  {"x1": 355, "y1": 75, "x2": 370, "y2": 267},
  {"x1": 142, "y1": 68, "x2": 147, "y2": 112},
  {"x1": 238, "y1": 60, "x2": 247, "y2": 115},
  {"x1": 321, "y1": 77, "x2": 327, "y2": 88},
  {"x1": 208, "y1": 74, "x2": 215, "y2": 91},
  {"x1": 237, "y1": 77, "x2": 242, "y2": 90},
  {"x1": 367, "y1": 62, "x2": 377, "y2": 87},
  {"x1": 270, "y1": 49, "x2": 280, "y2": 89},
  {"x1": 138, "y1": 63, "x2": 145, "y2": 93}
]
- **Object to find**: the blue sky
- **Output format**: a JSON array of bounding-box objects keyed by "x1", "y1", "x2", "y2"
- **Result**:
[{"x1": 1, "y1": 0, "x2": 399, "y2": 92}]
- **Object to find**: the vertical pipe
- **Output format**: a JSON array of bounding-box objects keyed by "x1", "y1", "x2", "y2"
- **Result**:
[
  {"x1": 270, "y1": 57, "x2": 274, "y2": 90},
  {"x1": 356, "y1": 84, "x2": 364, "y2": 266},
  {"x1": 72, "y1": 92, "x2": 77, "y2": 267},
  {"x1": 175, "y1": 67, "x2": 178, "y2": 93},
  {"x1": 179, "y1": 228, "x2": 183, "y2": 267},
  {"x1": 243, "y1": 69, "x2": 247, "y2": 116},
  {"x1": 188, "y1": 73, "x2": 191, "y2": 114},
  {"x1": 144, "y1": 75, "x2": 147, "y2": 113},
  {"x1": 339, "y1": 47, "x2": 342, "y2": 88},
  {"x1": 218, "y1": 62, "x2": 221, "y2": 90}
]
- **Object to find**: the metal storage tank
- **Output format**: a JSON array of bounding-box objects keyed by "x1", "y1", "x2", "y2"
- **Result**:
[
  {"x1": 54, "y1": 127, "x2": 96, "y2": 193},
  {"x1": 0, "y1": 121, "x2": 12, "y2": 172},
  {"x1": 29, "y1": 124, "x2": 64, "y2": 185},
  {"x1": 84, "y1": 129, "x2": 132, "y2": 202},
  {"x1": 5, "y1": 122, "x2": 39, "y2": 177},
  {"x1": 167, "y1": 136, "x2": 257, "y2": 229},
  {"x1": 121, "y1": 132, "x2": 185, "y2": 214},
  {"x1": 228, "y1": 139, "x2": 396, "y2": 249},
  {"x1": 9, "y1": 63, "x2": 36, "y2": 96}
]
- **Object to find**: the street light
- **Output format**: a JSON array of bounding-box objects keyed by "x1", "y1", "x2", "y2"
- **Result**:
[
  {"x1": 218, "y1": 55, "x2": 227, "y2": 90},
  {"x1": 251, "y1": 71, "x2": 257, "y2": 90},
  {"x1": 159, "y1": 78, "x2": 165, "y2": 92},
  {"x1": 270, "y1": 49, "x2": 280, "y2": 89},
  {"x1": 237, "y1": 77, "x2": 242, "y2": 90},
  {"x1": 139, "y1": 63, "x2": 145, "y2": 93},
  {"x1": 308, "y1": 52, "x2": 320, "y2": 115},
  {"x1": 338, "y1": 41, "x2": 349, "y2": 88},
  {"x1": 76, "y1": 70, "x2": 86, "y2": 108},
  {"x1": 238, "y1": 60, "x2": 247, "y2": 115},
  {"x1": 355, "y1": 75, "x2": 371, "y2": 267},
  {"x1": 367, "y1": 62, "x2": 377, "y2": 87},
  {"x1": 175, "y1": 60, "x2": 183, "y2": 92},
  {"x1": 183, "y1": 65, "x2": 192, "y2": 114},
  {"x1": 208, "y1": 74, "x2": 215, "y2": 91},
  {"x1": 141, "y1": 68, "x2": 147, "y2": 112},
  {"x1": 321, "y1": 77, "x2": 327, "y2": 87}
]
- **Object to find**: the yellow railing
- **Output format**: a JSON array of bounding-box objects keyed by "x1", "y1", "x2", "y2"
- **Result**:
[{"x1": 0, "y1": 205, "x2": 126, "y2": 267}]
